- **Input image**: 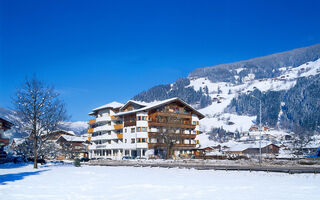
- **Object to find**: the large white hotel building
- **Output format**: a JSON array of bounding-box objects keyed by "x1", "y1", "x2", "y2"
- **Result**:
[{"x1": 87, "y1": 97, "x2": 204, "y2": 159}]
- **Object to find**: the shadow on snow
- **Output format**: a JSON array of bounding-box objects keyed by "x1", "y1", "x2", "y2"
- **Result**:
[
  {"x1": 0, "y1": 169, "x2": 50, "y2": 185},
  {"x1": 0, "y1": 162, "x2": 33, "y2": 169}
]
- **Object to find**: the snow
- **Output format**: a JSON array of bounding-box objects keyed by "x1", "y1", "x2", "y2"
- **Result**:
[
  {"x1": 58, "y1": 121, "x2": 88, "y2": 135},
  {"x1": 116, "y1": 98, "x2": 204, "y2": 118},
  {"x1": 58, "y1": 135, "x2": 87, "y2": 142},
  {"x1": 1, "y1": 163, "x2": 319, "y2": 200},
  {"x1": 199, "y1": 113, "x2": 255, "y2": 133},
  {"x1": 92, "y1": 101, "x2": 124, "y2": 112},
  {"x1": 235, "y1": 67, "x2": 245, "y2": 74},
  {"x1": 189, "y1": 58, "x2": 320, "y2": 146}
]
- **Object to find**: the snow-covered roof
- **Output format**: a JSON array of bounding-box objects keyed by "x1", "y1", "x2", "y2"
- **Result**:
[
  {"x1": 89, "y1": 101, "x2": 123, "y2": 115},
  {"x1": 120, "y1": 100, "x2": 148, "y2": 111},
  {"x1": 115, "y1": 97, "x2": 205, "y2": 119},
  {"x1": 57, "y1": 135, "x2": 87, "y2": 142},
  {"x1": 92, "y1": 101, "x2": 124, "y2": 112},
  {"x1": 227, "y1": 142, "x2": 277, "y2": 152},
  {"x1": 12, "y1": 138, "x2": 26, "y2": 146}
]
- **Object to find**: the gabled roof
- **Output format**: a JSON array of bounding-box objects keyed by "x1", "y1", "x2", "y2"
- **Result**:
[
  {"x1": 115, "y1": 97, "x2": 205, "y2": 119},
  {"x1": 92, "y1": 101, "x2": 124, "y2": 112},
  {"x1": 227, "y1": 142, "x2": 279, "y2": 152},
  {"x1": 51, "y1": 129, "x2": 76, "y2": 136},
  {"x1": 12, "y1": 138, "x2": 27, "y2": 146},
  {"x1": 57, "y1": 135, "x2": 87, "y2": 143},
  {"x1": 120, "y1": 100, "x2": 148, "y2": 111}
]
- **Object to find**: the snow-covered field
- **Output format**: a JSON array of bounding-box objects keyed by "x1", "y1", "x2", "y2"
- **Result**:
[{"x1": 1, "y1": 163, "x2": 320, "y2": 200}]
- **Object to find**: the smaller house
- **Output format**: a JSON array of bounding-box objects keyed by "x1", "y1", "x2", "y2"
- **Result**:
[
  {"x1": 11, "y1": 138, "x2": 27, "y2": 149},
  {"x1": 56, "y1": 135, "x2": 89, "y2": 159},
  {"x1": 0, "y1": 118, "x2": 13, "y2": 162},
  {"x1": 225, "y1": 143, "x2": 280, "y2": 155},
  {"x1": 45, "y1": 129, "x2": 76, "y2": 141},
  {"x1": 201, "y1": 145, "x2": 221, "y2": 155}
]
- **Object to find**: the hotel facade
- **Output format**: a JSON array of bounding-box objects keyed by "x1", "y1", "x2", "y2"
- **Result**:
[{"x1": 87, "y1": 98, "x2": 204, "y2": 159}]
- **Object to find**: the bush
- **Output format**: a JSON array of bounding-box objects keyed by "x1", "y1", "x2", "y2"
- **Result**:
[{"x1": 74, "y1": 158, "x2": 81, "y2": 167}]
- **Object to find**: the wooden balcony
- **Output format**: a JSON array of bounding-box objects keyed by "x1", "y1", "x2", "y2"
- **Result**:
[
  {"x1": 0, "y1": 138, "x2": 9, "y2": 146},
  {"x1": 124, "y1": 121, "x2": 136, "y2": 127},
  {"x1": 148, "y1": 121, "x2": 195, "y2": 129},
  {"x1": 114, "y1": 124, "x2": 123, "y2": 130},
  {"x1": 117, "y1": 134, "x2": 123, "y2": 139},
  {"x1": 88, "y1": 128, "x2": 94, "y2": 133},
  {"x1": 111, "y1": 115, "x2": 118, "y2": 120},
  {"x1": 88, "y1": 119, "x2": 96, "y2": 125},
  {"x1": 148, "y1": 143, "x2": 196, "y2": 149},
  {"x1": 151, "y1": 111, "x2": 192, "y2": 119},
  {"x1": 148, "y1": 132, "x2": 196, "y2": 139}
]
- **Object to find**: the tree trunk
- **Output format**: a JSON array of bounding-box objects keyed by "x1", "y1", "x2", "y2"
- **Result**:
[{"x1": 33, "y1": 137, "x2": 38, "y2": 169}]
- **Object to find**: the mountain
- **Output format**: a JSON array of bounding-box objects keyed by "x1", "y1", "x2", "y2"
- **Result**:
[
  {"x1": 0, "y1": 106, "x2": 88, "y2": 140},
  {"x1": 132, "y1": 44, "x2": 320, "y2": 137},
  {"x1": 189, "y1": 43, "x2": 320, "y2": 83}
]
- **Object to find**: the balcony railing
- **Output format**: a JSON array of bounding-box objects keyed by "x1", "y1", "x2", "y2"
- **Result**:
[
  {"x1": 88, "y1": 119, "x2": 96, "y2": 125},
  {"x1": 148, "y1": 121, "x2": 195, "y2": 129},
  {"x1": 111, "y1": 116, "x2": 118, "y2": 120},
  {"x1": 148, "y1": 132, "x2": 196, "y2": 139},
  {"x1": 88, "y1": 128, "x2": 94, "y2": 133},
  {"x1": 151, "y1": 111, "x2": 192, "y2": 119},
  {"x1": 114, "y1": 124, "x2": 123, "y2": 130},
  {"x1": 148, "y1": 143, "x2": 196, "y2": 148}
]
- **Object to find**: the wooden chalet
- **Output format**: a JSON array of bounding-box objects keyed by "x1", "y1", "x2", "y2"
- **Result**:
[
  {"x1": 56, "y1": 135, "x2": 89, "y2": 159},
  {"x1": 0, "y1": 118, "x2": 13, "y2": 162}
]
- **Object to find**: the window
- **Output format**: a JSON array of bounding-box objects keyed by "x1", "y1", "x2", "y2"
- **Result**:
[
  {"x1": 131, "y1": 138, "x2": 135, "y2": 143},
  {"x1": 125, "y1": 139, "x2": 127, "y2": 143},
  {"x1": 192, "y1": 121, "x2": 196, "y2": 125},
  {"x1": 142, "y1": 138, "x2": 146, "y2": 143},
  {"x1": 124, "y1": 128, "x2": 127, "y2": 133},
  {"x1": 131, "y1": 128, "x2": 135, "y2": 133},
  {"x1": 137, "y1": 138, "x2": 141, "y2": 143},
  {"x1": 138, "y1": 116, "x2": 141, "y2": 120},
  {"x1": 137, "y1": 127, "x2": 141, "y2": 132},
  {"x1": 142, "y1": 127, "x2": 146, "y2": 132},
  {"x1": 142, "y1": 116, "x2": 147, "y2": 120}
]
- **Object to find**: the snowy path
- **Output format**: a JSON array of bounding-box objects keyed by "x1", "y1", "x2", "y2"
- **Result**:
[{"x1": 0, "y1": 163, "x2": 320, "y2": 200}]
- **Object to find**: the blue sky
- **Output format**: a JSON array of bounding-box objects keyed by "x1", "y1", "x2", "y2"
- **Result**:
[{"x1": 1, "y1": 0, "x2": 320, "y2": 121}]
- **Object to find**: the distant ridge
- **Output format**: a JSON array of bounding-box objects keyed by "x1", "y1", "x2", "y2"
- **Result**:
[{"x1": 189, "y1": 43, "x2": 320, "y2": 82}]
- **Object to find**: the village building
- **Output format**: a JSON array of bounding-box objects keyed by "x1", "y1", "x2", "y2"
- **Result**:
[
  {"x1": 56, "y1": 135, "x2": 89, "y2": 159},
  {"x1": 87, "y1": 97, "x2": 204, "y2": 159},
  {"x1": 11, "y1": 129, "x2": 88, "y2": 160},
  {"x1": 0, "y1": 117, "x2": 13, "y2": 163},
  {"x1": 46, "y1": 129, "x2": 76, "y2": 141},
  {"x1": 225, "y1": 143, "x2": 280, "y2": 156}
]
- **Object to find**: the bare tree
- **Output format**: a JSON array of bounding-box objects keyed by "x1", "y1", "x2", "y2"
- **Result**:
[
  {"x1": 291, "y1": 124, "x2": 315, "y2": 157},
  {"x1": 153, "y1": 114, "x2": 182, "y2": 159},
  {"x1": 13, "y1": 76, "x2": 67, "y2": 168}
]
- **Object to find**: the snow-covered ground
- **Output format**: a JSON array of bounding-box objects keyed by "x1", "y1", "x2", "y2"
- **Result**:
[{"x1": 1, "y1": 163, "x2": 320, "y2": 200}]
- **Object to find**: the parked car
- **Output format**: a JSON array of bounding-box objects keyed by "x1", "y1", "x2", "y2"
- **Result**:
[{"x1": 122, "y1": 156, "x2": 135, "y2": 160}]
